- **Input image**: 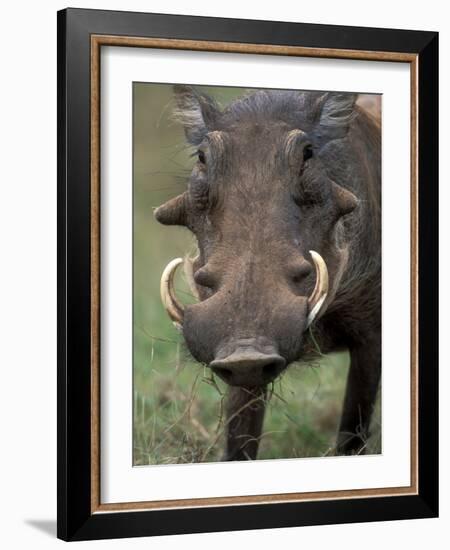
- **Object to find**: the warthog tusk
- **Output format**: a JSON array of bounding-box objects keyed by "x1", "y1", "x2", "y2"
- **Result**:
[
  {"x1": 161, "y1": 253, "x2": 328, "y2": 330},
  {"x1": 306, "y1": 250, "x2": 329, "y2": 328},
  {"x1": 160, "y1": 258, "x2": 184, "y2": 329}
]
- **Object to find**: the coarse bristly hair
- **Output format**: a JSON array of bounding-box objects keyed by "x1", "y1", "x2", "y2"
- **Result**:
[
  {"x1": 173, "y1": 85, "x2": 357, "y2": 146},
  {"x1": 172, "y1": 84, "x2": 222, "y2": 146}
]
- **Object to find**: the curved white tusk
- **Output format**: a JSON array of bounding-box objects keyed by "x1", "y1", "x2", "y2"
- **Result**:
[
  {"x1": 160, "y1": 258, "x2": 184, "y2": 330},
  {"x1": 306, "y1": 250, "x2": 329, "y2": 328}
]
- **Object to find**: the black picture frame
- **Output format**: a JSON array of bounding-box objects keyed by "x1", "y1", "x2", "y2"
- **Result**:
[{"x1": 57, "y1": 7, "x2": 438, "y2": 541}]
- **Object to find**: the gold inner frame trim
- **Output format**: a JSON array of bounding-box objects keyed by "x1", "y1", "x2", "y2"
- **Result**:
[{"x1": 90, "y1": 34, "x2": 419, "y2": 514}]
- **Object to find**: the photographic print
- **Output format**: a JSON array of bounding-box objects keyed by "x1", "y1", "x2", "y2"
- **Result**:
[
  {"x1": 133, "y1": 83, "x2": 382, "y2": 465},
  {"x1": 58, "y1": 9, "x2": 438, "y2": 540}
]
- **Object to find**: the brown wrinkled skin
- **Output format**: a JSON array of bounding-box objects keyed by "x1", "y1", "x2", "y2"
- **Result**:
[{"x1": 155, "y1": 87, "x2": 381, "y2": 460}]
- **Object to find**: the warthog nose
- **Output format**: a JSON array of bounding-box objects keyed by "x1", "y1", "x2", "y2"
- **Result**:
[{"x1": 210, "y1": 350, "x2": 286, "y2": 387}]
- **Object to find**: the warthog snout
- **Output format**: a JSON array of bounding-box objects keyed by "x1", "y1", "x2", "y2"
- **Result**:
[{"x1": 210, "y1": 347, "x2": 286, "y2": 386}]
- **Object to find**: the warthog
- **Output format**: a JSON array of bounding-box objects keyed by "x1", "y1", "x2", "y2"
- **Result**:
[{"x1": 155, "y1": 85, "x2": 381, "y2": 460}]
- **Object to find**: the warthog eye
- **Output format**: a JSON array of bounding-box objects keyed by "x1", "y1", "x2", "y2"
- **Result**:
[
  {"x1": 197, "y1": 150, "x2": 206, "y2": 164},
  {"x1": 303, "y1": 144, "x2": 313, "y2": 162}
]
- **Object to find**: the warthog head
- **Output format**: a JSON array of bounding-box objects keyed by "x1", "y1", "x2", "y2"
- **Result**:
[{"x1": 155, "y1": 86, "x2": 359, "y2": 387}]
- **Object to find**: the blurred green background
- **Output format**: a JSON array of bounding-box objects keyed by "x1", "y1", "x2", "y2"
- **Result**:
[{"x1": 133, "y1": 83, "x2": 381, "y2": 465}]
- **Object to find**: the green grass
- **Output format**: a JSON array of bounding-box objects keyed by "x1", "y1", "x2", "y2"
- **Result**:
[
  {"x1": 133, "y1": 83, "x2": 381, "y2": 465},
  {"x1": 133, "y1": 341, "x2": 381, "y2": 465}
]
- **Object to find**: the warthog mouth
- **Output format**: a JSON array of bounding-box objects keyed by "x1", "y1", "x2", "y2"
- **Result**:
[
  {"x1": 160, "y1": 251, "x2": 329, "y2": 331},
  {"x1": 158, "y1": 252, "x2": 329, "y2": 387}
]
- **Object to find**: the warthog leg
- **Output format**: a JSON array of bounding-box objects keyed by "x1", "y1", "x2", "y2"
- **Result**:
[
  {"x1": 222, "y1": 386, "x2": 267, "y2": 461},
  {"x1": 337, "y1": 334, "x2": 381, "y2": 455}
]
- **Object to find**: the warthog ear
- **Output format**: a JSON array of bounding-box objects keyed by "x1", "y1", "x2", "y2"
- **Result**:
[
  {"x1": 173, "y1": 85, "x2": 220, "y2": 145},
  {"x1": 316, "y1": 92, "x2": 357, "y2": 142},
  {"x1": 154, "y1": 192, "x2": 187, "y2": 226}
]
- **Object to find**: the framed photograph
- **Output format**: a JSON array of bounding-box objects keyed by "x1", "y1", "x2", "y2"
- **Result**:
[{"x1": 57, "y1": 8, "x2": 438, "y2": 541}]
